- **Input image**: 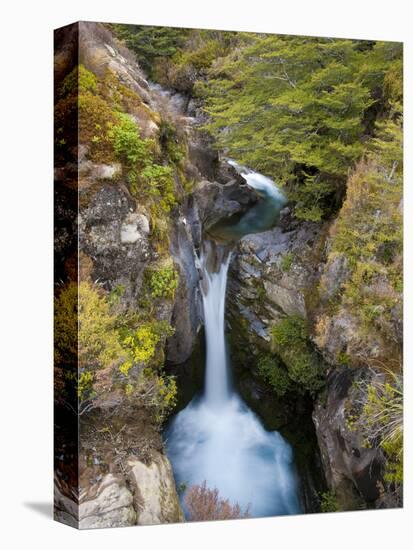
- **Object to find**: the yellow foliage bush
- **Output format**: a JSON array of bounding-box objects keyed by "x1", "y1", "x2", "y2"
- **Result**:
[{"x1": 78, "y1": 281, "x2": 124, "y2": 371}]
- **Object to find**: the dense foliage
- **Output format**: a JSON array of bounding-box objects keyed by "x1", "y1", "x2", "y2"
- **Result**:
[
  {"x1": 329, "y1": 107, "x2": 402, "y2": 335},
  {"x1": 55, "y1": 64, "x2": 182, "y2": 224},
  {"x1": 270, "y1": 316, "x2": 325, "y2": 394},
  {"x1": 112, "y1": 25, "x2": 237, "y2": 91},
  {"x1": 200, "y1": 38, "x2": 402, "y2": 221},
  {"x1": 115, "y1": 27, "x2": 402, "y2": 222},
  {"x1": 55, "y1": 281, "x2": 177, "y2": 420},
  {"x1": 111, "y1": 25, "x2": 190, "y2": 76},
  {"x1": 320, "y1": 490, "x2": 340, "y2": 513},
  {"x1": 257, "y1": 353, "x2": 291, "y2": 397},
  {"x1": 148, "y1": 266, "x2": 179, "y2": 299}
]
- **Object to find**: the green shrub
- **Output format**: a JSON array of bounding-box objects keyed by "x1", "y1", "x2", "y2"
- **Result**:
[
  {"x1": 55, "y1": 282, "x2": 126, "y2": 410},
  {"x1": 60, "y1": 64, "x2": 97, "y2": 97},
  {"x1": 141, "y1": 164, "x2": 177, "y2": 213},
  {"x1": 108, "y1": 115, "x2": 178, "y2": 213},
  {"x1": 78, "y1": 371, "x2": 94, "y2": 401},
  {"x1": 122, "y1": 320, "x2": 174, "y2": 365},
  {"x1": 361, "y1": 369, "x2": 403, "y2": 485},
  {"x1": 271, "y1": 316, "x2": 325, "y2": 394},
  {"x1": 109, "y1": 113, "x2": 150, "y2": 173},
  {"x1": 78, "y1": 281, "x2": 124, "y2": 372},
  {"x1": 159, "y1": 120, "x2": 186, "y2": 164},
  {"x1": 152, "y1": 373, "x2": 178, "y2": 423},
  {"x1": 257, "y1": 354, "x2": 291, "y2": 397},
  {"x1": 149, "y1": 266, "x2": 178, "y2": 299},
  {"x1": 320, "y1": 490, "x2": 339, "y2": 513}
]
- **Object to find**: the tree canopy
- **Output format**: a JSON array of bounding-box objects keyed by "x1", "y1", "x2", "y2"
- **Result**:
[
  {"x1": 114, "y1": 26, "x2": 402, "y2": 221},
  {"x1": 198, "y1": 36, "x2": 402, "y2": 220}
]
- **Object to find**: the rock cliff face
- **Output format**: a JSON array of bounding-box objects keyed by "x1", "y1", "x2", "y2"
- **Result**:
[
  {"x1": 226, "y1": 205, "x2": 401, "y2": 511},
  {"x1": 312, "y1": 367, "x2": 387, "y2": 511},
  {"x1": 227, "y1": 213, "x2": 328, "y2": 342},
  {"x1": 55, "y1": 21, "x2": 260, "y2": 528},
  {"x1": 55, "y1": 451, "x2": 183, "y2": 529}
]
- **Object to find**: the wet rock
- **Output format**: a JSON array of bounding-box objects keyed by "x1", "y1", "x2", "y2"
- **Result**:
[
  {"x1": 78, "y1": 162, "x2": 122, "y2": 181},
  {"x1": 193, "y1": 179, "x2": 257, "y2": 230},
  {"x1": 54, "y1": 474, "x2": 137, "y2": 529},
  {"x1": 216, "y1": 159, "x2": 247, "y2": 186},
  {"x1": 187, "y1": 132, "x2": 219, "y2": 181},
  {"x1": 167, "y1": 202, "x2": 203, "y2": 364},
  {"x1": 227, "y1": 221, "x2": 327, "y2": 353},
  {"x1": 54, "y1": 481, "x2": 79, "y2": 527},
  {"x1": 318, "y1": 253, "x2": 350, "y2": 302}
]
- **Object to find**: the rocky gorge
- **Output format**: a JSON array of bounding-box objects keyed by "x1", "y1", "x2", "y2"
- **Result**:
[{"x1": 54, "y1": 22, "x2": 403, "y2": 528}]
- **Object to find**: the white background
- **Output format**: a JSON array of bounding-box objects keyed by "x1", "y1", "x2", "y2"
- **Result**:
[{"x1": 0, "y1": 0, "x2": 411, "y2": 548}]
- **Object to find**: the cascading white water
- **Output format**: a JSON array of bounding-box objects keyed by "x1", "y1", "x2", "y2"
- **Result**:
[
  {"x1": 208, "y1": 160, "x2": 288, "y2": 242},
  {"x1": 202, "y1": 251, "x2": 231, "y2": 407},
  {"x1": 165, "y1": 165, "x2": 302, "y2": 518},
  {"x1": 228, "y1": 159, "x2": 286, "y2": 203}
]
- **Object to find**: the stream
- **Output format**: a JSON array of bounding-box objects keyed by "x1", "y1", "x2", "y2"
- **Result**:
[{"x1": 165, "y1": 163, "x2": 302, "y2": 518}]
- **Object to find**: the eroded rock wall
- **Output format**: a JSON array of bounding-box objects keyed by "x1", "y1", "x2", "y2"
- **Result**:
[
  {"x1": 55, "y1": 21, "x2": 259, "y2": 528},
  {"x1": 226, "y1": 204, "x2": 402, "y2": 511}
]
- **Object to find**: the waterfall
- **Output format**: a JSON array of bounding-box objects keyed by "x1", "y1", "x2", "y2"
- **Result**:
[
  {"x1": 165, "y1": 165, "x2": 302, "y2": 519},
  {"x1": 201, "y1": 247, "x2": 231, "y2": 407},
  {"x1": 228, "y1": 158, "x2": 286, "y2": 202}
]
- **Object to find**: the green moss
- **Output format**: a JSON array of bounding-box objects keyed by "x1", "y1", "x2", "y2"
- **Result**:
[
  {"x1": 159, "y1": 120, "x2": 186, "y2": 165},
  {"x1": 109, "y1": 284, "x2": 126, "y2": 305},
  {"x1": 78, "y1": 91, "x2": 119, "y2": 162},
  {"x1": 280, "y1": 252, "x2": 294, "y2": 272}
]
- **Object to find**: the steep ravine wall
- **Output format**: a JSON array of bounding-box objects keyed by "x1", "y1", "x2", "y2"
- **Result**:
[
  {"x1": 54, "y1": 22, "x2": 257, "y2": 528},
  {"x1": 226, "y1": 206, "x2": 401, "y2": 511}
]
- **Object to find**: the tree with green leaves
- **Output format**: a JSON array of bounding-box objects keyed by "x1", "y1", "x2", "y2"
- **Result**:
[
  {"x1": 197, "y1": 36, "x2": 402, "y2": 220},
  {"x1": 112, "y1": 24, "x2": 190, "y2": 75}
]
